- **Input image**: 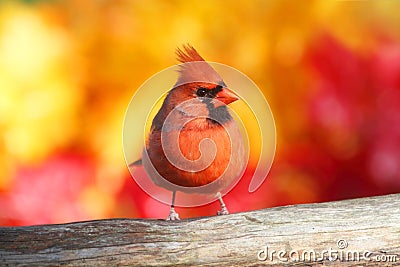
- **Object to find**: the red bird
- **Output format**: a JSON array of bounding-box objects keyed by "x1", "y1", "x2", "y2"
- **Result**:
[{"x1": 132, "y1": 45, "x2": 245, "y2": 220}]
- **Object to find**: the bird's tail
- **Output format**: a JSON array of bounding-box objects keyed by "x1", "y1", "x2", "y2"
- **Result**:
[{"x1": 128, "y1": 159, "x2": 142, "y2": 168}]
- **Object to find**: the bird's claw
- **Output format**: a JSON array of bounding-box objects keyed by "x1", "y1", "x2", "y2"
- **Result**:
[
  {"x1": 166, "y1": 207, "x2": 180, "y2": 220},
  {"x1": 217, "y1": 206, "x2": 229, "y2": 216}
]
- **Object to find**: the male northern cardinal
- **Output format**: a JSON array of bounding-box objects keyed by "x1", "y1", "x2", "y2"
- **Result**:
[{"x1": 131, "y1": 45, "x2": 245, "y2": 220}]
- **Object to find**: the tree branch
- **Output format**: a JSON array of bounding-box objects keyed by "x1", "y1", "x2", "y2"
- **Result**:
[{"x1": 1, "y1": 194, "x2": 400, "y2": 266}]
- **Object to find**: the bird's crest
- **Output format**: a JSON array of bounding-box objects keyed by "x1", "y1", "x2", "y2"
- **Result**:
[
  {"x1": 176, "y1": 44, "x2": 206, "y2": 63},
  {"x1": 175, "y1": 44, "x2": 224, "y2": 86}
]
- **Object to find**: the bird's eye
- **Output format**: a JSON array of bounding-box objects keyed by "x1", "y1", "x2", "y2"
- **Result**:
[{"x1": 196, "y1": 87, "x2": 207, "y2": 97}]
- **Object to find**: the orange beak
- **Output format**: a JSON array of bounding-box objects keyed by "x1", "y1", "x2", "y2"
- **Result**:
[{"x1": 214, "y1": 88, "x2": 239, "y2": 106}]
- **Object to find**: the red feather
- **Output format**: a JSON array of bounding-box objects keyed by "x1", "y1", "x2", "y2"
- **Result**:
[
  {"x1": 175, "y1": 45, "x2": 223, "y2": 86},
  {"x1": 176, "y1": 44, "x2": 205, "y2": 63}
]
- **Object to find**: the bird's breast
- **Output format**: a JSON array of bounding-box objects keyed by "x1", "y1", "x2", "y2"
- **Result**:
[{"x1": 145, "y1": 119, "x2": 245, "y2": 191}]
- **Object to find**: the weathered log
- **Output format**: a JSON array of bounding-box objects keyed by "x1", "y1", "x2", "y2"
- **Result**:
[{"x1": 1, "y1": 193, "x2": 400, "y2": 266}]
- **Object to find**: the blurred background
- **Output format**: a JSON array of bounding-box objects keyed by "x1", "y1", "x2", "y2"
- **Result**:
[{"x1": 1, "y1": 0, "x2": 400, "y2": 226}]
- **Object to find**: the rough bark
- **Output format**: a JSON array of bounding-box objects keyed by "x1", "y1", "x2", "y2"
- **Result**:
[{"x1": 1, "y1": 193, "x2": 400, "y2": 266}]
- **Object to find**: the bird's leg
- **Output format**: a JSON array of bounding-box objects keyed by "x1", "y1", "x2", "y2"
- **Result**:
[
  {"x1": 216, "y1": 192, "x2": 229, "y2": 215},
  {"x1": 166, "y1": 191, "x2": 180, "y2": 220}
]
